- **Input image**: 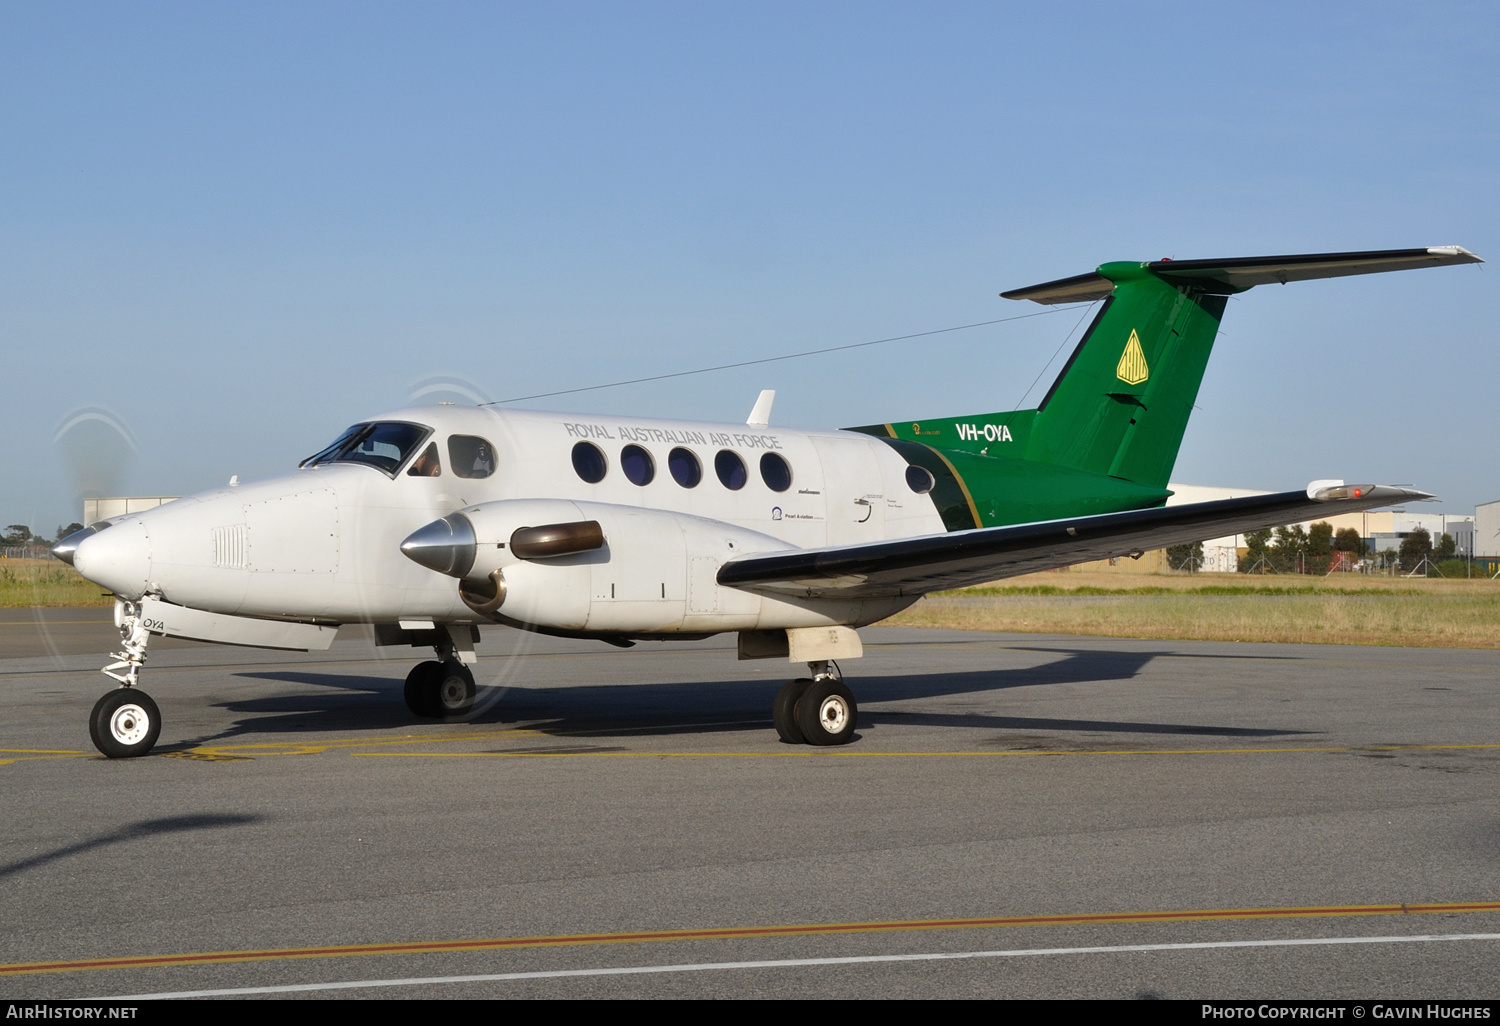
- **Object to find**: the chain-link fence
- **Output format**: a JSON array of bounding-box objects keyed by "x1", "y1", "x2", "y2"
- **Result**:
[{"x1": 1, "y1": 546, "x2": 56, "y2": 560}]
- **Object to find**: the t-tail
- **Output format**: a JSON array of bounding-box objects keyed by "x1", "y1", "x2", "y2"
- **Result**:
[{"x1": 850, "y1": 246, "x2": 1481, "y2": 530}]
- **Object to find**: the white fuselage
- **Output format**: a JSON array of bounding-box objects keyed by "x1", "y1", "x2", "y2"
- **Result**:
[{"x1": 72, "y1": 406, "x2": 947, "y2": 635}]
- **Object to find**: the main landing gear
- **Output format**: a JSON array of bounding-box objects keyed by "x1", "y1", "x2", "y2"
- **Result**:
[
  {"x1": 89, "y1": 600, "x2": 162, "y2": 758},
  {"x1": 772, "y1": 661, "x2": 857, "y2": 746},
  {"x1": 403, "y1": 632, "x2": 476, "y2": 719}
]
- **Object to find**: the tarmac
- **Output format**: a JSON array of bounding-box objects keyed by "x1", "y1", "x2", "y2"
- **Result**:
[{"x1": 1, "y1": 607, "x2": 1497, "y2": 999}]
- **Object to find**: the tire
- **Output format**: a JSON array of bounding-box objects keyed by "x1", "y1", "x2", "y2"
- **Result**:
[
  {"x1": 89, "y1": 689, "x2": 162, "y2": 759},
  {"x1": 794, "y1": 678, "x2": 858, "y2": 747},
  {"x1": 773, "y1": 678, "x2": 813, "y2": 744},
  {"x1": 404, "y1": 661, "x2": 443, "y2": 717},
  {"x1": 433, "y1": 660, "x2": 475, "y2": 718}
]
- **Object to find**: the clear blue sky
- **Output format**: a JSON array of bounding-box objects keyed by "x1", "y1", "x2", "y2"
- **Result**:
[{"x1": 3, "y1": 2, "x2": 1496, "y2": 534}]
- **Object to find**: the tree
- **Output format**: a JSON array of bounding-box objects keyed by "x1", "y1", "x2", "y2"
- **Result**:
[
  {"x1": 2, "y1": 525, "x2": 33, "y2": 546},
  {"x1": 1306, "y1": 522, "x2": 1333, "y2": 574},
  {"x1": 1398, "y1": 527, "x2": 1432, "y2": 573},
  {"x1": 1272, "y1": 524, "x2": 1308, "y2": 573},
  {"x1": 1167, "y1": 541, "x2": 1203, "y2": 572},
  {"x1": 1241, "y1": 528, "x2": 1274, "y2": 573},
  {"x1": 1435, "y1": 533, "x2": 1457, "y2": 561},
  {"x1": 1333, "y1": 527, "x2": 1364, "y2": 554}
]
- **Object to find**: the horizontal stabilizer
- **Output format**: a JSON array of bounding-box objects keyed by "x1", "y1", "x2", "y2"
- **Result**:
[
  {"x1": 1003, "y1": 246, "x2": 1482, "y2": 305},
  {"x1": 718, "y1": 485, "x2": 1429, "y2": 598}
]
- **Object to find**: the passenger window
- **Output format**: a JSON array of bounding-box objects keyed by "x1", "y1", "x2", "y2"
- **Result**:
[
  {"x1": 448, "y1": 435, "x2": 496, "y2": 480},
  {"x1": 760, "y1": 452, "x2": 792, "y2": 492},
  {"x1": 407, "y1": 443, "x2": 442, "y2": 477},
  {"x1": 572, "y1": 441, "x2": 607, "y2": 483},
  {"x1": 621, "y1": 444, "x2": 654, "y2": 486},
  {"x1": 906, "y1": 465, "x2": 936, "y2": 494},
  {"x1": 669, "y1": 447, "x2": 701, "y2": 488},
  {"x1": 715, "y1": 450, "x2": 747, "y2": 490}
]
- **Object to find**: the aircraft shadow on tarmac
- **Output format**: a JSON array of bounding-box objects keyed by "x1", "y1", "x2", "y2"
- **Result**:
[
  {"x1": 171, "y1": 645, "x2": 1319, "y2": 747},
  {"x1": 0, "y1": 813, "x2": 260, "y2": 880}
]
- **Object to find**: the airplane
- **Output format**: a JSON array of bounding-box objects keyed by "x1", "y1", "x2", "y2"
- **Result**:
[{"x1": 52, "y1": 246, "x2": 1481, "y2": 758}]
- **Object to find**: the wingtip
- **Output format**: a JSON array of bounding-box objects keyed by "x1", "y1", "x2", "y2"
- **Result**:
[
  {"x1": 1427, "y1": 245, "x2": 1483, "y2": 264},
  {"x1": 1309, "y1": 483, "x2": 1436, "y2": 503}
]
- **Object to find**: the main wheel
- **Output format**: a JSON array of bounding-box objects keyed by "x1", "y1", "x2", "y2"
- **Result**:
[
  {"x1": 89, "y1": 689, "x2": 162, "y2": 759},
  {"x1": 794, "y1": 678, "x2": 858, "y2": 746},
  {"x1": 404, "y1": 661, "x2": 443, "y2": 717},
  {"x1": 433, "y1": 660, "x2": 475, "y2": 718},
  {"x1": 773, "y1": 678, "x2": 812, "y2": 744}
]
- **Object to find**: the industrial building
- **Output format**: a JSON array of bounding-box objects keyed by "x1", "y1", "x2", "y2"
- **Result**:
[
  {"x1": 1075, "y1": 484, "x2": 1475, "y2": 574},
  {"x1": 1476, "y1": 499, "x2": 1500, "y2": 558}
]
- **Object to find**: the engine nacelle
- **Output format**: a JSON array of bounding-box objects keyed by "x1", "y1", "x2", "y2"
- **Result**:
[{"x1": 401, "y1": 499, "x2": 900, "y2": 635}]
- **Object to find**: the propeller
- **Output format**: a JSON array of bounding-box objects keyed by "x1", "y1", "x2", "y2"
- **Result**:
[
  {"x1": 406, "y1": 374, "x2": 492, "y2": 407},
  {"x1": 52, "y1": 407, "x2": 137, "y2": 546}
]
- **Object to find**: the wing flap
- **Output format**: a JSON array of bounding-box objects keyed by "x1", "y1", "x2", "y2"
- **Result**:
[{"x1": 717, "y1": 485, "x2": 1428, "y2": 598}]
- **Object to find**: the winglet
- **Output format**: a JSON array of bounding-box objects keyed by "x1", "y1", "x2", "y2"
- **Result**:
[{"x1": 747, "y1": 390, "x2": 775, "y2": 427}]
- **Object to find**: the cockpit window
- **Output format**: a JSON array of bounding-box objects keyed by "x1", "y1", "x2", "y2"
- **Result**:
[
  {"x1": 300, "y1": 425, "x2": 363, "y2": 468},
  {"x1": 448, "y1": 435, "x2": 496, "y2": 479},
  {"x1": 305, "y1": 422, "x2": 431, "y2": 476},
  {"x1": 407, "y1": 442, "x2": 442, "y2": 477}
]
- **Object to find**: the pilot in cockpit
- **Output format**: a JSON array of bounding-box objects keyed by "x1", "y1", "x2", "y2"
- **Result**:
[{"x1": 470, "y1": 442, "x2": 494, "y2": 477}]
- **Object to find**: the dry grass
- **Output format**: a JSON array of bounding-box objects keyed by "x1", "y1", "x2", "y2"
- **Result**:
[
  {"x1": 0, "y1": 559, "x2": 113, "y2": 608},
  {"x1": 886, "y1": 570, "x2": 1500, "y2": 649}
]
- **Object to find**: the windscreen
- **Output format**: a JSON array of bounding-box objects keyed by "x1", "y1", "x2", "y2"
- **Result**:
[{"x1": 304, "y1": 422, "x2": 431, "y2": 475}]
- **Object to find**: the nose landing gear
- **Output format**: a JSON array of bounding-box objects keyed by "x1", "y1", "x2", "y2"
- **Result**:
[
  {"x1": 773, "y1": 661, "x2": 857, "y2": 746},
  {"x1": 89, "y1": 600, "x2": 161, "y2": 758}
]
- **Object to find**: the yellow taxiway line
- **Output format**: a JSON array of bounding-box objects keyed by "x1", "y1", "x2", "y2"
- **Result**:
[
  {"x1": 355, "y1": 742, "x2": 1500, "y2": 760},
  {"x1": 4, "y1": 900, "x2": 1499, "y2": 977}
]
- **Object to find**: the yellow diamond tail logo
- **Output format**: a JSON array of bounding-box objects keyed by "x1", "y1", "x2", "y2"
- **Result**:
[{"x1": 1115, "y1": 329, "x2": 1149, "y2": 386}]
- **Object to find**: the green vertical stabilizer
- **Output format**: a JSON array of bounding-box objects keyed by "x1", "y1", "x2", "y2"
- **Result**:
[
  {"x1": 1022, "y1": 266, "x2": 1226, "y2": 488},
  {"x1": 848, "y1": 246, "x2": 1481, "y2": 531}
]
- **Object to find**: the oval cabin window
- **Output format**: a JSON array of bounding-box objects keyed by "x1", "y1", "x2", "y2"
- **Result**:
[
  {"x1": 621, "y1": 444, "x2": 655, "y2": 486},
  {"x1": 715, "y1": 450, "x2": 748, "y2": 491},
  {"x1": 669, "y1": 447, "x2": 702, "y2": 488},
  {"x1": 571, "y1": 441, "x2": 608, "y2": 483},
  {"x1": 759, "y1": 452, "x2": 792, "y2": 492}
]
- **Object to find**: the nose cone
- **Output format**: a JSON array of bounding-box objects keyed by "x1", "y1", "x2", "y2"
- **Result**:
[
  {"x1": 52, "y1": 522, "x2": 111, "y2": 568},
  {"x1": 73, "y1": 519, "x2": 152, "y2": 599},
  {"x1": 400, "y1": 515, "x2": 477, "y2": 578}
]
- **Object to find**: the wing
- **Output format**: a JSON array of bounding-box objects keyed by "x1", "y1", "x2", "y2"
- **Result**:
[{"x1": 717, "y1": 484, "x2": 1427, "y2": 598}]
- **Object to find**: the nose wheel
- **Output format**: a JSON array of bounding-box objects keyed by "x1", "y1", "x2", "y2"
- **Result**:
[
  {"x1": 773, "y1": 663, "x2": 857, "y2": 746},
  {"x1": 89, "y1": 688, "x2": 162, "y2": 758}
]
